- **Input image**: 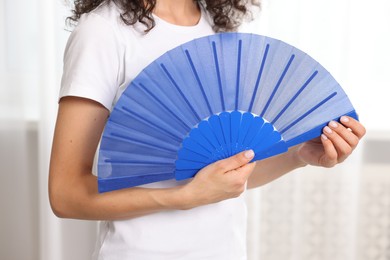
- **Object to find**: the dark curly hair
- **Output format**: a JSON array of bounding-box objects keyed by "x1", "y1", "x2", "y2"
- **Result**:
[{"x1": 67, "y1": 0, "x2": 260, "y2": 32}]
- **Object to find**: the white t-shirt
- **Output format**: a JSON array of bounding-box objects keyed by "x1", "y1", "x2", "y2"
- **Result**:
[{"x1": 60, "y1": 2, "x2": 248, "y2": 260}]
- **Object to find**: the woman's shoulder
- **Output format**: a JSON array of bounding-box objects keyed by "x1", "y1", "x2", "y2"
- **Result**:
[
  {"x1": 76, "y1": 2, "x2": 123, "y2": 32},
  {"x1": 70, "y1": 1, "x2": 141, "y2": 50}
]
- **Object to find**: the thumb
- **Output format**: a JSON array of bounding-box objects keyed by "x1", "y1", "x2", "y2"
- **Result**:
[{"x1": 212, "y1": 150, "x2": 255, "y2": 173}]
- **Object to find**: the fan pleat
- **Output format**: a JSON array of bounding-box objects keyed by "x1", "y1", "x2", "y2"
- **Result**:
[
  {"x1": 120, "y1": 106, "x2": 182, "y2": 142},
  {"x1": 271, "y1": 70, "x2": 319, "y2": 125},
  {"x1": 161, "y1": 64, "x2": 202, "y2": 121},
  {"x1": 212, "y1": 41, "x2": 226, "y2": 111},
  {"x1": 137, "y1": 83, "x2": 192, "y2": 132},
  {"x1": 261, "y1": 54, "x2": 296, "y2": 117},
  {"x1": 280, "y1": 91, "x2": 337, "y2": 134},
  {"x1": 248, "y1": 43, "x2": 270, "y2": 113},
  {"x1": 105, "y1": 133, "x2": 177, "y2": 154},
  {"x1": 184, "y1": 50, "x2": 214, "y2": 115}
]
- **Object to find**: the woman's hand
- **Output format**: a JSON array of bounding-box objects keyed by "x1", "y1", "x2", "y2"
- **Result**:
[
  {"x1": 49, "y1": 97, "x2": 257, "y2": 218},
  {"x1": 296, "y1": 116, "x2": 366, "y2": 168},
  {"x1": 180, "y1": 150, "x2": 256, "y2": 209},
  {"x1": 247, "y1": 116, "x2": 366, "y2": 189}
]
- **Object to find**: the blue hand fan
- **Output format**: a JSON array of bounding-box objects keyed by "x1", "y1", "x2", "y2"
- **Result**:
[{"x1": 98, "y1": 32, "x2": 358, "y2": 193}]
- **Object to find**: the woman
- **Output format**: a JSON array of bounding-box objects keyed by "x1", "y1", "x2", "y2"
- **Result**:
[{"x1": 49, "y1": 0, "x2": 366, "y2": 259}]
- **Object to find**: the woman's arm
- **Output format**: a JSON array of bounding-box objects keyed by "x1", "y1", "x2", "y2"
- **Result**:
[
  {"x1": 247, "y1": 116, "x2": 366, "y2": 189},
  {"x1": 49, "y1": 97, "x2": 256, "y2": 220},
  {"x1": 247, "y1": 146, "x2": 305, "y2": 189}
]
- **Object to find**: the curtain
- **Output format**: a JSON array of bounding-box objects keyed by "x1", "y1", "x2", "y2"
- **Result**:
[
  {"x1": 0, "y1": 0, "x2": 389, "y2": 259},
  {"x1": 245, "y1": 0, "x2": 390, "y2": 259},
  {"x1": 0, "y1": 1, "x2": 96, "y2": 260}
]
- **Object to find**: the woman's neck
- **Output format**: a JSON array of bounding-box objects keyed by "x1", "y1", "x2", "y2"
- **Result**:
[{"x1": 153, "y1": 0, "x2": 201, "y2": 26}]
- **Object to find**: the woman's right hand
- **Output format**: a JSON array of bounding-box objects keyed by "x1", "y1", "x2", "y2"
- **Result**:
[
  {"x1": 50, "y1": 97, "x2": 256, "y2": 219},
  {"x1": 179, "y1": 150, "x2": 256, "y2": 210}
]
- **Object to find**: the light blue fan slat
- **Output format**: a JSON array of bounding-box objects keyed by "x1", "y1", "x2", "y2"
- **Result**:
[
  {"x1": 250, "y1": 39, "x2": 294, "y2": 116},
  {"x1": 184, "y1": 50, "x2": 213, "y2": 115},
  {"x1": 267, "y1": 60, "x2": 351, "y2": 141},
  {"x1": 98, "y1": 149, "x2": 176, "y2": 189},
  {"x1": 103, "y1": 133, "x2": 177, "y2": 154},
  {"x1": 98, "y1": 172, "x2": 174, "y2": 193},
  {"x1": 113, "y1": 86, "x2": 189, "y2": 142},
  {"x1": 280, "y1": 92, "x2": 337, "y2": 134},
  {"x1": 195, "y1": 38, "x2": 224, "y2": 114},
  {"x1": 163, "y1": 42, "x2": 218, "y2": 120},
  {"x1": 216, "y1": 33, "x2": 241, "y2": 110},
  {"x1": 262, "y1": 52, "x2": 319, "y2": 123},
  {"x1": 261, "y1": 54, "x2": 295, "y2": 117},
  {"x1": 269, "y1": 58, "x2": 317, "y2": 118},
  {"x1": 212, "y1": 41, "x2": 226, "y2": 111},
  {"x1": 103, "y1": 121, "x2": 179, "y2": 151},
  {"x1": 160, "y1": 63, "x2": 202, "y2": 122},
  {"x1": 286, "y1": 110, "x2": 358, "y2": 147},
  {"x1": 137, "y1": 83, "x2": 191, "y2": 132},
  {"x1": 120, "y1": 106, "x2": 182, "y2": 142},
  {"x1": 235, "y1": 39, "x2": 243, "y2": 110},
  {"x1": 134, "y1": 66, "x2": 199, "y2": 128},
  {"x1": 107, "y1": 109, "x2": 181, "y2": 144},
  {"x1": 98, "y1": 163, "x2": 174, "y2": 179},
  {"x1": 271, "y1": 70, "x2": 318, "y2": 125},
  {"x1": 122, "y1": 87, "x2": 189, "y2": 137},
  {"x1": 101, "y1": 150, "x2": 175, "y2": 165},
  {"x1": 248, "y1": 43, "x2": 270, "y2": 112}
]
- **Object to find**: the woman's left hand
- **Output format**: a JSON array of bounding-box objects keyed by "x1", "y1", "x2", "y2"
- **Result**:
[{"x1": 296, "y1": 116, "x2": 366, "y2": 168}]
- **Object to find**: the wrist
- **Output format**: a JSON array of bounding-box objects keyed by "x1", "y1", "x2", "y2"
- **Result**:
[
  {"x1": 150, "y1": 185, "x2": 198, "y2": 211},
  {"x1": 174, "y1": 184, "x2": 203, "y2": 210},
  {"x1": 289, "y1": 145, "x2": 308, "y2": 169}
]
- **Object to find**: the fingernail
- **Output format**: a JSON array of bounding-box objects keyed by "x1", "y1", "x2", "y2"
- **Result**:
[
  {"x1": 244, "y1": 150, "x2": 255, "y2": 159},
  {"x1": 341, "y1": 116, "x2": 349, "y2": 123},
  {"x1": 324, "y1": 126, "x2": 332, "y2": 134},
  {"x1": 321, "y1": 134, "x2": 328, "y2": 140},
  {"x1": 329, "y1": 121, "x2": 338, "y2": 128}
]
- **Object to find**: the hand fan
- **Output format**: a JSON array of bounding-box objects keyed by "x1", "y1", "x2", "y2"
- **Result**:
[{"x1": 98, "y1": 32, "x2": 358, "y2": 193}]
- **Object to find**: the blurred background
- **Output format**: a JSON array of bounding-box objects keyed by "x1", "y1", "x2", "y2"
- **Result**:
[{"x1": 0, "y1": 0, "x2": 389, "y2": 259}]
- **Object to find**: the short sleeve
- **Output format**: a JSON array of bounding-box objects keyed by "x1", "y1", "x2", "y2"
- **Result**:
[{"x1": 60, "y1": 13, "x2": 124, "y2": 110}]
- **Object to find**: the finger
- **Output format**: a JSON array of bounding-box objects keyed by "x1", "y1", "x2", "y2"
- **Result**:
[
  {"x1": 339, "y1": 116, "x2": 366, "y2": 139},
  {"x1": 323, "y1": 126, "x2": 352, "y2": 161},
  {"x1": 328, "y1": 120, "x2": 360, "y2": 148},
  {"x1": 231, "y1": 162, "x2": 257, "y2": 180},
  {"x1": 319, "y1": 134, "x2": 339, "y2": 167},
  {"x1": 211, "y1": 150, "x2": 255, "y2": 174}
]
